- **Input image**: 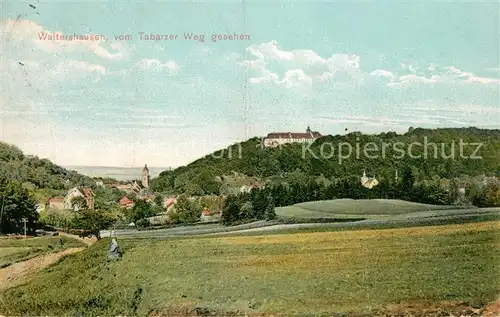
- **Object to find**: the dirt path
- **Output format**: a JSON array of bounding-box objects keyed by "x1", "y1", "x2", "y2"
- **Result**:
[
  {"x1": 58, "y1": 231, "x2": 97, "y2": 246},
  {"x1": 0, "y1": 247, "x2": 85, "y2": 291}
]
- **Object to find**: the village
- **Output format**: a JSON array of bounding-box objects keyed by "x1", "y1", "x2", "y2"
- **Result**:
[{"x1": 42, "y1": 164, "x2": 228, "y2": 227}]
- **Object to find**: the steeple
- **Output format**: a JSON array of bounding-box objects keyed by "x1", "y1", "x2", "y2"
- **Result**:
[
  {"x1": 141, "y1": 164, "x2": 150, "y2": 188},
  {"x1": 306, "y1": 126, "x2": 311, "y2": 133},
  {"x1": 361, "y1": 169, "x2": 368, "y2": 185}
]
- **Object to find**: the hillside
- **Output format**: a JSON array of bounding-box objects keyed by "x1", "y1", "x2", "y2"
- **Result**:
[
  {"x1": 0, "y1": 142, "x2": 95, "y2": 194},
  {"x1": 150, "y1": 127, "x2": 500, "y2": 195}
]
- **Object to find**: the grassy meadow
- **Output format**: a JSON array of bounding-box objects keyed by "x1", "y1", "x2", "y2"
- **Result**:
[
  {"x1": 276, "y1": 199, "x2": 476, "y2": 221},
  {"x1": 0, "y1": 236, "x2": 85, "y2": 268},
  {"x1": 1, "y1": 221, "x2": 499, "y2": 316}
]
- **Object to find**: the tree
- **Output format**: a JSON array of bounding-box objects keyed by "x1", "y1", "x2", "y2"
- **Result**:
[
  {"x1": 170, "y1": 195, "x2": 201, "y2": 224},
  {"x1": 74, "y1": 209, "x2": 112, "y2": 240},
  {"x1": 93, "y1": 187, "x2": 122, "y2": 212},
  {"x1": 221, "y1": 195, "x2": 241, "y2": 225},
  {"x1": 71, "y1": 196, "x2": 87, "y2": 211},
  {"x1": 0, "y1": 178, "x2": 38, "y2": 234},
  {"x1": 265, "y1": 195, "x2": 276, "y2": 220},
  {"x1": 485, "y1": 183, "x2": 500, "y2": 207},
  {"x1": 251, "y1": 190, "x2": 267, "y2": 219},
  {"x1": 154, "y1": 194, "x2": 164, "y2": 207},
  {"x1": 240, "y1": 201, "x2": 254, "y2": 219},
  {"x1": 129, "y1": 199, "x2": 154, "y2": 223}
]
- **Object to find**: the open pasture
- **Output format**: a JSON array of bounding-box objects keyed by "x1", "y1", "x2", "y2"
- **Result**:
[{"x1": 1, "y1": 220, "x2": 499, "y2": 316}]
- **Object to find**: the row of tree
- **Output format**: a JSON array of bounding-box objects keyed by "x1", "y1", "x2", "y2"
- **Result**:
[{"x1": 220, "y1": 166, "x2": 500, "y2": 224}]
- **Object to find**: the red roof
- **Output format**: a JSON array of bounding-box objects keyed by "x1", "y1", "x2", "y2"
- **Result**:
[
  {"x1": 48, "y1": 197, "x2": 64, "y2": 203},
  {"x1": 164, "y1": 198, "x2": 177, "y2": 208},
  {"x1": 202, "y1": 209, "x2": 211, "y2": 216},
  {"x1": 79, "y1": 187, "x2": 94, "y2": 198},
  {"x1": 119, "y1": 196, "x2": 134, "y2": 206}
]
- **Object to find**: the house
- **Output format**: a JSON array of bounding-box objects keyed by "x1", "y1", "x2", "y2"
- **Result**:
[
  {"x1": 200, "y1": 209, "x2": 221, "y2": 222},
  {"x1": 361, "y1": 170, "x2": 379, "y2": 189},
  {"x1": 163, "y1": 197, "x2": 177, "y2": 213},
  {"x1": 263, "y1": 126, "x2": 322, "y2": 148},
  {"x1": 131, "y1": 181, "x2": 143, "y2": 194},
  {"x1": 142, "y1": 194, "x2": 155, "y2": 203},
  {"x1": 107, "y1": 183, "x2": 133, "y2": 192},
  {"x1": 64, "y1": 187, "x2": 95, "y2": 211},
  {"x1": 239, "y1": 183, "x2": 261, "y2": 193},
  {"x1": 482, "y1": 176, "x2": 500, "y2": 187},
  {"x1": 95, "y1": 181, "x2": 104, "y2": 188},
  {"x1": 46, "y1": 197, "x2": 65, "y2": 210},
  {"x1": 119, "y1": 196, "x2": 135, "y2": 209},
  {"x1": 147, "y1": 215, "x2": 169, "y2": 226}
]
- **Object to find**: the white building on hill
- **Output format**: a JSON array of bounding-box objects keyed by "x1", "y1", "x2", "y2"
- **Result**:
[
  {"x1": 361, "y1": 170, "x2": 379, "y2": 189},
  {"x1": 263, "y1": 126, "x2": 322, "y2": 148}
]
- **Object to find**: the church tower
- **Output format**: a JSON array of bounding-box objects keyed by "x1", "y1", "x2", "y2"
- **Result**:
[
  {"x1": 142, "y1": 164, "x2": 150, "y2": 188},
  {"x1": 361, "y1": 169, "x2": 368, "y2": 185}
]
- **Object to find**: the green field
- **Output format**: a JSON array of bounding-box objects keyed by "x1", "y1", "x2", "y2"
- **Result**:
[
  {"x1": 0, "y1": 236, "x2": 86, "y2": 268},
  {"x1": 276, "y1": 199, "x2": 474, "y2": 221},
  {"x1": 1, "y1": 221, "x2": 499, "y2": 316}
]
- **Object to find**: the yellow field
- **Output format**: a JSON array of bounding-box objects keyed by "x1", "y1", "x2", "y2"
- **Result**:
[{"x1": 220, "y1": 220, "x2": 500, "y2": 245}]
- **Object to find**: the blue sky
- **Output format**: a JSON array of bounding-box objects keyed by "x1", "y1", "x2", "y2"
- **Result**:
[{"x1": 1, "y1": 1, "x2": 498, "y2": 167}]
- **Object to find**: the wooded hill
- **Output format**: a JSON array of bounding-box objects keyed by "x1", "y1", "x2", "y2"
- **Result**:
[
  {"x1": 150, "y1": 127, "x2": 500, "y2": 195},
  {"x1": 0, "y1": 142, "x2": 96, "y2": 200}
]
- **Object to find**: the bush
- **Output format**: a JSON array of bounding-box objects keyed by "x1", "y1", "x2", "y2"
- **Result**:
[{"x1": 135, "y1": 218, "x2": 150, "y2": 229}]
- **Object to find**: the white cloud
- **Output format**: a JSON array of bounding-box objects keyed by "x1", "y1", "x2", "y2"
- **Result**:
[
  {"x1": 240, "y1": 40, "x2": 360, "y2": 87},
  {"x1": 133, "y1": 59, "x2": 180, "y2": 74},
  {"x1": 388, "y1": 65, "x2": 499, "y2": 87},
  {"x1": 279, "y1": 69, "x2": 313, "y2": 88},
  {"x1": 238, "y1": 42, "x2": 498, "y2": 89},
  {"x1": 0, "y1": 57, "x2": 107, "y2": 90},
  {"x1": 388, "y1": 74, "x2": 438, "y2": 87},
  {"x1": 370, "y1": 69, "x2": 394, "y2": 81}
]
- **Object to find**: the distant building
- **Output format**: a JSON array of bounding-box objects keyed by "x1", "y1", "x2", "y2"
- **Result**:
[
  {"x1": 263, "y1": 126, "x2": 322, "y2": 148},
  {"x1": 361, "y1": 170, "x2": 379, "y2": 189},
  {"x1": 95, "y1": 181, "x2": 104, "y2": 188},
  {"x1": 163, "y1": 197, "x2": 177, "y2": 213},
  {"x1": 141, "y1": 193, "x2": 155, "y2": 203},
  {"x1": 200, "y1": 209, "x2": 221, "y2": 222},
  {"x1": 119, "y1": 196, "x2": 135, "y2": 209},
  {"x1": 64, "y1": 187, "x2": 95, "y2": 211},
  {"x1": 107, "y1": 183, "x2": 133, "y2": 192},
  {"x1": 131, "y1": 181, "x2": 142, "y2": 194},
  {"x1": 46, "y1": 197, "x2": 65, "y2": 210}
]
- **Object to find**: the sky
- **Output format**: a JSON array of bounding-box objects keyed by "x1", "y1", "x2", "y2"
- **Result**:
[{"x1": 1, "y1": 1, "x2": 499, "y2": 168}]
